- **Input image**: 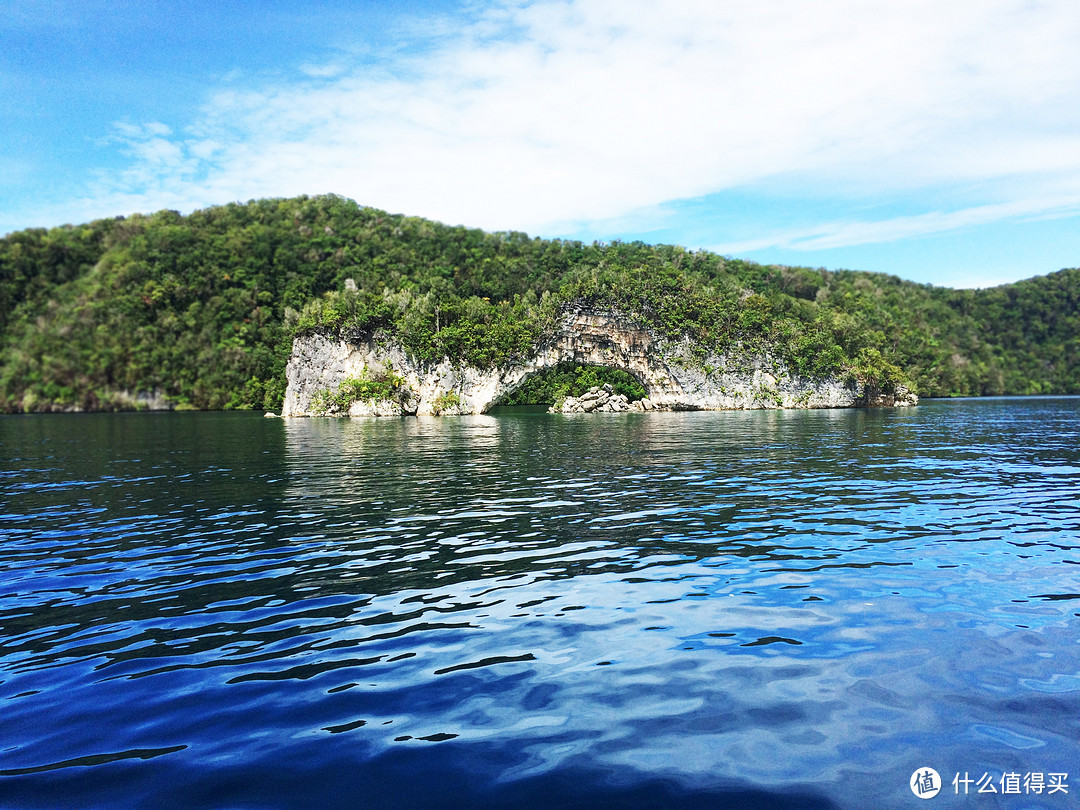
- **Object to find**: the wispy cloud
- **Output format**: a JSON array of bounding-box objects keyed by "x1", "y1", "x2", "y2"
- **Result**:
[
  {"x1": 712, "y1": 195, "x2": 1080, "y2": 255},
  {"x1": 24, "y1": 0, "x2": 1080, "y2": 255}
]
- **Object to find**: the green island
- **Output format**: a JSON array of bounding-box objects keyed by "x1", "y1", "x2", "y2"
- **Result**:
[{"x1": 1, "y1": 193, "x2": 1077, "y2": 413}]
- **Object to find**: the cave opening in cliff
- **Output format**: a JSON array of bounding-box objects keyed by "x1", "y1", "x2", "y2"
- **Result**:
[{"x1": 493, "y1": 363, "x2": 647, "y2": 409}]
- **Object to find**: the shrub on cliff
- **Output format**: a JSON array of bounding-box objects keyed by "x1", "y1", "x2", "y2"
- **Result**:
[{"x1": 310, "y1": 368, "x2": 408, "y2": 415}]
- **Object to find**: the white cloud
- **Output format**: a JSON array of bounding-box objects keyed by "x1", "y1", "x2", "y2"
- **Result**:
[
  {"x1": 711, "y1": 195, "x2": 1080, "y2": 255},
  {"x1": 28, "y1": 0, "x2": 1080, "y2": 250},
  {"x1": 298, "y1": 62, "x2": 349, "y2": 78}
]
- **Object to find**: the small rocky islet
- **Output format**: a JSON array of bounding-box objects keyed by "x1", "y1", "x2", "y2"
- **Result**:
[{"x1": 550, "y1": 383, "x2": 652, "y2": 413}]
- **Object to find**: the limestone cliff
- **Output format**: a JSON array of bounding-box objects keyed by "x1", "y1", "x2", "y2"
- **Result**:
[{"x1": 282, "y1": 308, "x2": 916, "y2": 417}]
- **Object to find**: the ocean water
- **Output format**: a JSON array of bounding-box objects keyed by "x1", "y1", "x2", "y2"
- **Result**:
[{"x1": 1, "y1": 399, "x2": 1079, "y2": 808}]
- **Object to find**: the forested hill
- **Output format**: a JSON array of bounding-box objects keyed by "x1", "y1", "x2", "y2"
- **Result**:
[{"x1": 0, "y1": 194, "x2": 1077, "y2": 413}]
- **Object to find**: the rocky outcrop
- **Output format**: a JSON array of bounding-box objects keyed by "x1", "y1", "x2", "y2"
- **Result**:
[
  {"x1": 552, "y1": 384, "x2": 684, "y2": 413},
  {"x1": 555, "y1": 384, "x2": 642, "y2": 413},
  {"x1": 282, "y1": 307, "x2": 916, "y2": 417},
  {"x1": 862, "y1": 385, "x2": 919, "y2": 407}
]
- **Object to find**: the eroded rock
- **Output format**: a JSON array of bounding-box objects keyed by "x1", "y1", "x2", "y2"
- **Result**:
[
  {"x1": 282, "y1": 308, "x2": 914, "y2": 417},
  {"x1": 552, "y1": 386, "x2": 634, "y2": 413}
]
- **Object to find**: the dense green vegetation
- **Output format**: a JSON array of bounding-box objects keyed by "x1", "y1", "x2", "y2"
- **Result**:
[{"x1": 0, "y1": 194, "x2": 1076, "y2": 412}]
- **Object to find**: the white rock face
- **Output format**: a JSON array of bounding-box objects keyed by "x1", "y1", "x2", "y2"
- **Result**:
[
  {"x1": 282, "y1": 309, "x2": 916, "y2": 417},
  {"x1": 555, "y1": 384, "x2": 636, "y2": 413}
]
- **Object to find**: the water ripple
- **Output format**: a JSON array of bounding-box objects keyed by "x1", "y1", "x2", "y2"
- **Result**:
[{"x1": 2, "y1": 402, "x2": 1080, "y2": 807}]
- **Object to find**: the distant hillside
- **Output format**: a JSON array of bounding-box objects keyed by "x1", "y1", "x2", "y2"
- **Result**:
[{"x1": 0, "y1": 194, "x2": 1076, "y2": 412}]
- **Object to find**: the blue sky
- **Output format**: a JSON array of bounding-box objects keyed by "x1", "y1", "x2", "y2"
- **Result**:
[{"x1": 3, "y1": 0, "x2": 1080, "y2": 288}]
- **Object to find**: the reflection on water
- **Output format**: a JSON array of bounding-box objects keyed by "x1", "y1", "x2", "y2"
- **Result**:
[{"x1": 1, "y1": 401, "x2": 1079, "y2": 808}]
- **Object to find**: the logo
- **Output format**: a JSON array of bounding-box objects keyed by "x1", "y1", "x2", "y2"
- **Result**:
[{"x1": 911, "y1": 768, "x2": 941, "y2": 798}]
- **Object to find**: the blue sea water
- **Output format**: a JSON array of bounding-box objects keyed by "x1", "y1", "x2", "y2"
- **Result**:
[{"x1": 1, "y1": 399, "x2": 1079, "y2": 808}]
